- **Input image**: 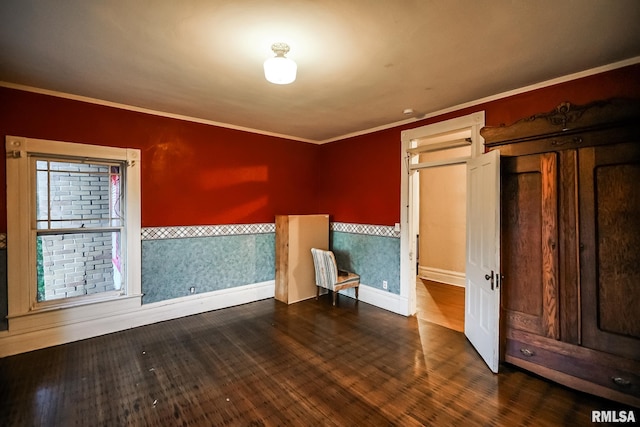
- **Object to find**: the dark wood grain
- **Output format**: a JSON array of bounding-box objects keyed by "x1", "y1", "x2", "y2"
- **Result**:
[
  {"x1": 481, "y1": 98, "x2": 640, "y2": 147},
  {"x1": 501, "y1": 152, "x2": 560, "y2": 341},
  {"x1": 0, "y1": 297, "x2": 629, "y2": 426},
  {"x1": 596, "y1": 163, "x2": 640, "y2": 337},
  {"x1": 540, "y1": 153, "x2": 559, "y2": 340},
  {"x1": 506, "y1": 329, "x2": 640, "y2": 407},
  {"x1": 502, "y1": 155, "x2": 545, "y2": 334},
  {"x1": 488, "y1": 97, "x2": 640, "y2": 408},
  {"x1": 579, "y1": 141, "x2": 640, "y2": 360},
  {"x1": 558, "y1": 149, "x2": 580, "y2": 344}
]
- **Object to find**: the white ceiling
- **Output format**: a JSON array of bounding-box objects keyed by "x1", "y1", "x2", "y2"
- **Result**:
[{"x1": 1, "y1": 1, "x2": 639, "y2": 143}]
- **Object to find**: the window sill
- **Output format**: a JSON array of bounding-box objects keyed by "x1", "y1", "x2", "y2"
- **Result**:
[
  {"x1": 6, "y1": 294, "x2": 143, "y2": 334},
  {"x1": 28, "y1": 291, "x2": 127, "y2": 313}
]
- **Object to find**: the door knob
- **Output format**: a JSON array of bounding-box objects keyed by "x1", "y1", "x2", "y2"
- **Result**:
[{"x1": 485, "y1": 271, "x2": 495, "y2": 290}]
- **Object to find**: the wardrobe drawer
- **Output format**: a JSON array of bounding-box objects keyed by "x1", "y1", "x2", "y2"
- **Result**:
[{"x1": 505, "y1": 336, "x2": 640, "y2": 403}]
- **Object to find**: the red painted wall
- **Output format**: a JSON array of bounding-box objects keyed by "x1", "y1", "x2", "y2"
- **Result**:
[
  {"x1": 316, "y1": 127, "x2": 401, "y2": 227},
  {"x1": 0, "y1": 88, "x2": 320, "y2": 231},
  {"x1": 317, "y1": 63, "x2": 640, "y2": 225},
  {"x1": 2, "y1": 64, "x2": 639, "y2": 232}
]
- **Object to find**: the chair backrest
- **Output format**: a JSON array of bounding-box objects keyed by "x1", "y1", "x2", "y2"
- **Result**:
[{"x1": 310, "y1": 248, "x2": 338, "y2": 289}]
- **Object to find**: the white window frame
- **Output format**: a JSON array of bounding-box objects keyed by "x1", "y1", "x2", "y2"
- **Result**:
[{"x1": 5, "y1": 136, "x2": 141, "y2": 330}]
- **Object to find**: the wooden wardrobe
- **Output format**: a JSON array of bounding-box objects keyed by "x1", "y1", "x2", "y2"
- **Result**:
[{"x1": 481, "y1": 99, "x2": 640, "y2": 407}]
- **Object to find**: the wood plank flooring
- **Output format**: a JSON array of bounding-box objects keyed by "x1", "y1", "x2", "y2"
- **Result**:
[
  {"x1": 416, "y1": 279, "x2": 465, "y2": 332},
  {"x1": 0, "y1": 296, "x2": 635, "y2": 426}
]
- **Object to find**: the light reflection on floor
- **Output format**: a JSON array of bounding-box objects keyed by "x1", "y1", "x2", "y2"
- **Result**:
[{"x1": 415, "y1": 277, "x2": 464, "y2": 332}]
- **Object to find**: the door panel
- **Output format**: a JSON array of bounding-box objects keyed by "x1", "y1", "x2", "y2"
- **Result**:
[
  {"x1": 580, "y1": 142, "x2": 640, "y2": 360},
  {"x1": 465, "y1": 150, "x2": 500, "y2": 373},
  {"x1": 501, "y1": 153, "x2": 559, "y2": 339}
]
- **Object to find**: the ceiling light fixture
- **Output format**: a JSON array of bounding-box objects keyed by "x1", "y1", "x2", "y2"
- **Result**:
[{"x1": 264, "y1": 43, "x2": 297, "y2": 85}]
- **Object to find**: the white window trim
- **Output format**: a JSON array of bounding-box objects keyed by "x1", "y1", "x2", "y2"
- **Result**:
[{"x1": 5, "y1": 136, "x2": 141, "y2": 329}]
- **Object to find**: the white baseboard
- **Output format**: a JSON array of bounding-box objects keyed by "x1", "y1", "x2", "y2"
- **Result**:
[
  {"x1": 0, "y1": 280, "x2": 412, "y2": 357},
  {"x1": 0, "y1": 280, "x2": 275, "y2": 358},
  {"x1": 358, "y1": 284, "x2": 410, "y2": 316},
  {"x1": 325, "y1": 285, "x2": 408, "y2": 316},
  {"x1": 418, "y1": 266, "x2": 465, "y2": 287}
]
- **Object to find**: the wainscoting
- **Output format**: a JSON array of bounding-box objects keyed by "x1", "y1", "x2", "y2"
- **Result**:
[
  {"x1": 331, "y1": 222, "x2": 400, "y2": 294},
  {"x1": 0, "y1": 221, "x2": 406, "y2": 355},
  {"x1": 142, "y1": 226, "x2": 276, "y2": 304}
]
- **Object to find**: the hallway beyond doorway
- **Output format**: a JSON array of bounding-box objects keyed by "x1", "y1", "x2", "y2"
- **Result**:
[{"x1": 416, "y1": 278, "x2": 464, "y2": 332}]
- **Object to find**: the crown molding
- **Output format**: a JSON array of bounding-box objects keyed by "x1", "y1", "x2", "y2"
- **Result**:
[
  {"x1": 2, "y1": 56, "x2": 638, "y2": 145},
  {"x1": 0, "y1": 81, "x2": 318, "y2": 145},
  {"x1": 319, "y1": 56, "x2": 640, "y2": 144}
]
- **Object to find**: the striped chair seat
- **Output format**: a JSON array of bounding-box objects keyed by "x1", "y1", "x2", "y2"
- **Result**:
[{"x1": 311, "y1": 248, "x2": 360, "y2": 306}]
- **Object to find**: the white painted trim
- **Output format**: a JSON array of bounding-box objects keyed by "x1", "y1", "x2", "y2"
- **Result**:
[
  {"x1": 303, "y1": 283, "x2": 404, "y2": 314},
  {"x1": 410, "y1": 155, "x2": 471, "y2": 171},
  {"x1": 0, "y1": 280, "x2": 276, "y2": 358},
  {"x1": 125, "y1": 148, "x2": 142, "y2": 299},
  {"x1": 418, "y1": 266, "x2": 465, "y2": 288},
  {"x1": 6, "y1": 294, "x2": 143, "y2": 333},
  {"x1": 2, "y1": 57, "x2": 638, "y2": 145},
  {"x1": 281, "y1": 284, "x2": 408, "y2": 315},
  {"x1": 0, "y1": 281, "x2": 412, "y2": 357},
  {"x1": 0, "y1": 81, "x2": 318, "y2": 145},
  {"x1": 5, "y1": 136, "x2": 142, "y2": 320},
  {"x1": 402, "y1": 111, "x2": 484, "y2": 159},
  {"x1": 358, "y1": 284, "x2": 410, "y2": 316},
  {"x1": 7, "y1": 135, "x2": 132, "y2": 160},
  {"x1": 399, "y1": 131, "x2": 415, "y2": 316}
]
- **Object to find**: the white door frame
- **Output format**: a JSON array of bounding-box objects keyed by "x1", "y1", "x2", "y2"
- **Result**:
[{"x1": 399, "y1": 111, "x2": 485, "y2": 316}]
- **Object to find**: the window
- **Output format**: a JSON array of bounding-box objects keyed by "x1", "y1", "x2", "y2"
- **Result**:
[
  {"x1": 6, "y1": 136, "x2": 141, "y2": 322},
  {"x1": 35, "y1": 159, "x2": 124, "y2": 304},
  {"x1": 406, "y1": 128, "x2": 475, "y2": 170}
]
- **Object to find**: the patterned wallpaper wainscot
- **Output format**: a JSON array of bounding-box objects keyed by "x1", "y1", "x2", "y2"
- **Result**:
[
  {"x1": 141, "y1": 224, "x2": 275, "y2": 304},
  {"x1": 330, "y1": 222, "x2": 401, "y2": 295},
  {"x1": 0, "y1": 223, "x2": 400, "y2": 316},
  {"x1": 141, "y1": 221, "x2": 401, "y2": 304}
]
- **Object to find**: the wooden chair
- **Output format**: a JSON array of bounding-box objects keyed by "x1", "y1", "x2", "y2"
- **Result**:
[{"x1": 310, "y1": 248, "x2": 360, "y2": 306}]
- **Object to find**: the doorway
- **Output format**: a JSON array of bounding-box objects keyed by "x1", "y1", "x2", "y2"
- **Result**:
[
  {"x1": 415, "y1": 160, "x2": 466, "y2": 332},
  {"x1": 416, "y1": 279, "x2": 465, "y2": 331},
  {"x1": 401, "y1": 112, "x2": 502, "y2": 372},
  {"x1": 399, "y1": 111, "x2": 485, "y2": 318}
]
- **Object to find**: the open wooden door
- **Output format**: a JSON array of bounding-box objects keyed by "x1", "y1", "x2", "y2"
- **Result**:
[{"x1": 465, "y1": 149, "x2": 501, "y2": 373}]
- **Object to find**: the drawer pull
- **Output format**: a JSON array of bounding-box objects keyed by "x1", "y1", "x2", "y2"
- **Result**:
[
  {"x1": 611, "y1": 377, "x2": 631, "y2": 387},
  {"x1": 520, "y1": 348, "x2": 535, "y2": 357}
]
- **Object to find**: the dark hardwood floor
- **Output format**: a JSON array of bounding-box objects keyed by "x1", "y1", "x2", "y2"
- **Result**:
[{"x1": 0, "y1": 296, "x2": 634, "y2": 426}]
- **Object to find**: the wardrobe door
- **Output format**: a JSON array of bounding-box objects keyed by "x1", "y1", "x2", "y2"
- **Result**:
[
  {"x1": 501, "y1": 152, "x2": 559, "y2": 339},
  {"x1": 579, "y1": 141, "x2": 640, "y2": 360}
]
